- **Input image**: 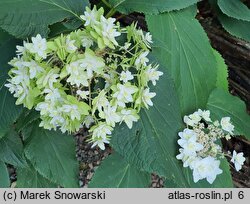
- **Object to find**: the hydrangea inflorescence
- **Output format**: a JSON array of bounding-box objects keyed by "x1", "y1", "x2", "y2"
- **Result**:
[
  {"x1": 5, "y1": 6, "x2": 163, "y2": 150},
  {"x1": 177, "y1": 109, "x2": 246, "y2": 184}
]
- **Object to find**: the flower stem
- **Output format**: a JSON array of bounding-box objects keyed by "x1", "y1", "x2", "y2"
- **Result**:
[{"x1": 106, "y1": 8, "x2": 116, "y2": 18}]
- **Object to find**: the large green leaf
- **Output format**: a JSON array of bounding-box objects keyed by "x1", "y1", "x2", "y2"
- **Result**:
[
  {"x1": 218, "y1": 0, "x2": 250, "y2": 22},
  {"x1": 210, "y1": 0, "x2": 250, "y2": 42},
  {"x1": 0, "y1": 129, "x2": 26, "y2": 167},
  {"x1": 146, "y1": 6, "x2": 217, "y2": 114},
  {"x1": 0, "y1": 88, "x2": 23, "y2": 139},
  {"x1": 0, "y1": 161, "x2": 10, "y2": 188},
  {"x1": 213, "y1": 49, "x2": 228, "y2": 92},
  {"x1": 0, "y1": 30, "x2": 23, "y2": 139},
  {"x1": 110, "y1": 63, "x2": 233, "y2": 187},
  {"x1": 15, "y1": 110, "x2": 40, "y2": 133},
  {"x1": 23, "y1": 121, "x2": 79, "y2": 187},
  {"x1": 207, "y1": 88, "x2": 250, "y2": 139},
  {"x1": 89, "y1": 152, "x2": 151, "y2": 188},
  {"x1": 48, "y1": 22, "x2": 76, "y2": 38},
  {"x1": 111, "y1": 65, "x2": 189, "y2": 187},
  {"x1": 17, "y1": 162, "x2": 57, "y2": 188},
  {"x1": 218, "y1": 14, "x2": 250, "y2": 42},
  {"x1": 109, "y1": 0, "x2": 198, "y2": 14},
  {"x1": 0, "y1": 29, "x2": 18, "y2": 87},
  {"x1": 0, "y1": 0, "x2": 89, "y2": 38}
]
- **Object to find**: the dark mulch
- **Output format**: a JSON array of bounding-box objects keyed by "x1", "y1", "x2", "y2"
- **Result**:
[
  {"x1": 75, "y1": 132, "x2": 165, "y2": 188},
  {"x1": 75, "y1": 132, "x2": 112, "y2": 187},
  {"x1": 222, "y1": 137, "x2": 250, "y2": 187}
]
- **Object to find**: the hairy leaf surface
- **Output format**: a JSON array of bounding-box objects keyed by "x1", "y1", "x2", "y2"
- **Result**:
[
  {"x1": 0, "y1": 129, "x2": 26, "y2": 167},
  {"x1": 0, "y1": 30, "x2": 23, "y2": 138},
  {"x1": 89, "y1": 152, "x2": 151, "y2": 188},
  {"x1": 109, "y1": 0, "x2": 198, "y2": 14},
  {"x1": 0, "y1": 0, "x2": 89, "y2": 38},
  {"x1": 24, "y1": 121, "x2": 79, "y2": 187},
  {"x1": 17, "y1": 163, "x2": 57, "y2": 188},
  {"x1": 146, "y1": 6, "x2": 217, "y2": 114},
  {"x1": 111, "y1": 65, "x2": 189, "y2": 187}
]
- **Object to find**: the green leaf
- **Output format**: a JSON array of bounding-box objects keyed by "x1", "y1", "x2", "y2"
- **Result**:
[
  {"x1": 218, "y1": 0, "x2": 250, "y2": 22},
  {"x1": 213, "y1": 49, "x2": 228, "y2": 92},
  {"x1": 109, "y1": 0, "x2": 198, "y2": 14},
  {"x1": 23, "y1": 121, "x2": 79, "y2": 187},
  {"x1": 164, "y1": 178, "x2": 179, "y2": 188},
  {"x1": 48, "y1": 17, "x2": 83, "y2": 38},
  {"x1": 0, "y1": 88, "x2": 23, "y2": 139},
  {"x1": 218, "y1": 14, "x2": 250, "y2": 42},
  {"x1": 0, "y1": 0, "x2": 89, "y2": 38},
  {"x1": 207, "y1": 88, "x2": 250, "y2": 139},
  {"x1": 111, "y1": 64, "x2": 233, "y2": 187},
  {"x1": 111, "y1": 65, "x2": 189, "y2": 187},
  {"x1": 146, "y1": 6, "x2": 217, "y2": 114},
  {"x1": 0, "y1": 29, "x2": 19, "y2": 86},
  {"x1": 0, "y1": 129, "x2": 26, "y2": 167},
  {"x1": 89, "y1": 152, "x2": 151, "y2": 188},
  {"x1": 48, "y1": 22, "x2": 73, "y2": 38},
  {"x1": 0, "y1": 30, "x2": 23, "y2": 139},
  {"x1": 17, "y1": 162, "x2": 57, "y2": 188},
  {"x1": 0, "y1": 161, "x2": 10, "y2": 188},
  {"x1": 15, "y1": 110, "x2": 40, "y2": 133},
  {"x1": 210, "y1": 0, "x2": 250, "y2": 42}
]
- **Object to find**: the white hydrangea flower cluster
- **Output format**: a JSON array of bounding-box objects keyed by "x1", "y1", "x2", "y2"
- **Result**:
[
  {"x1": 177, "y1": 109, "x2": 245, "y2": 184},
  {"x1": 5, "y1": 6, "x2": 163, "y2": 150}
]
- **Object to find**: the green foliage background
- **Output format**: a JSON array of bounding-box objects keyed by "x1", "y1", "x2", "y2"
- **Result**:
[{"x1": 0, "y1": 0, "x2": 249, "y2": 188}]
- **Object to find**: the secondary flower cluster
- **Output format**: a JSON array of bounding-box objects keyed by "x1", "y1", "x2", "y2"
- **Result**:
[
  {"x1": 5, "y1": 6, "x2": 163, "y2": 150},
  {"x1": 177, "y1": 109, "x2": 245, "y2": 184}
]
